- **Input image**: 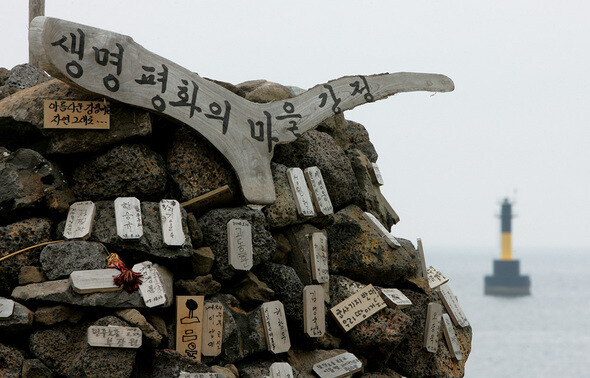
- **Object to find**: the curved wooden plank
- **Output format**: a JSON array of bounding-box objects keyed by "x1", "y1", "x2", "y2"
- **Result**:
[{"x1": 30, "y1": 16, "x2": 454, "y2": 204}]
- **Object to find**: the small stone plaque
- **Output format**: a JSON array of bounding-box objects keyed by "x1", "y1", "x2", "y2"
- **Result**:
[
  {"x1": 312, "y1": 352, "x2": 363, "y2": 378},
  {"x1": 287, "y1": 167, "x2": 316, "y2": 217},
  {"x1": 0, "y1": 298, "x2": 15, "y2": 318},
  {"x1": 176, "y1": 296, "x2": 205, "y2": 361},
  {"x1": 160, "y1": 199, "x2": 185, "y2": 247},
  {"x1": 87, "y1": 325, "x2": 142, "y2": 348},
  {"x1": 330, "y1": 284, "x2": 387, "y2": 332},
  {"x1": 69, "y1": 269, "x2": 121, "y2": 294},
  {"x1": 437, "y1": 284, "x2": 469, "y2": 328},
  {"x1": 44, "y1": 99, "x2": 110, "y2": 129},
  {"x1": 416, "y1": 238, "x2": 428, "y2": 278},
  {"x1": 304, "y1": 166, "x2": 334, "y2": 216},
  {"x1": 442, "y1": 313, "x2": 464, "y2": 360},
  {"x1": 132, "y1": 262, "x2": 167, "y2": 308},
  {"x1": 362, "y1": 211, "x2": 400, "y2": 248},
  {"x1": 202, "y1": 302, "x2": 224, "y2": 357},
  {"x1": 261, "y1": 300, "x2": 291, "y2": 354},
  {"x1": 181, "y1": 185, "x2": 234, "y2": 214},
  {"x1": 114, "y1": 197, "x2": 143, "y2": 239},
  {"x1": 369, "y1": 163, "x2": 384, "y2": 186},
  {"x1": 426, "y1": 266, "x2": 449, "y2": 289},
  {"x1": 179, "y1": 373, "x2": 224, "y2": 378},
  {"x1": 380, "y1": 288, "x2": 412, "y2": 309},
  {"x1": 269, "y1": 362, "x2": 295, "y2": 378},
  {"x1": 303, "y1": 285, "x2": 326, "y2": 338},
  {"x1": 424, "y1": 302, "x2": 443, "y2": 353},
  {"x1": 63, "y1": 201, "x2": 96, "y2": 240},
  {"x1": 309, "y1": 232, "x2": 329, "y2": 284},
  {"x1": 227, "y1": 219, "x2": 253, "y2": 271}
]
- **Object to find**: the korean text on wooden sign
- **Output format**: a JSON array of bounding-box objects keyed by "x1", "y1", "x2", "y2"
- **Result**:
[
  {"x1": 63, "y1": 201, "x2": 95, "y2": 240},
  {"x1": 330, "y1": 284, "x2": 387, "y2": 332},
  {"x1": 43, "y1": 99, "x2": 110, "y2": 129},
  {"x1": 176, "y1": 296, "x2": 204, "y2": 361},
  {"x1": 132, "y1": 262, "x2": 167, "y2": 308},
  {"x1": 202, "y1": 302, "x2": 224, "y2": 357},
  {"x1": 261, "y1": 300, "x2": 291, "y2": 354},
  {"x1": 87, "y1": 325, "x2": 142, "y2": 348}
]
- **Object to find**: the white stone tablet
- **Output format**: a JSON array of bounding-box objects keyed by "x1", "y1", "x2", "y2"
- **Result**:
[
  {"x1": 178, "y1": 373, "x2": 224, "y2": 378},
  {"x1": 304, "y1": 166, "x2": 334, "y2": 216},
  {"x1": 227, "y1": 219, "x2": 253, "y2": 271},
  {"x1": 437, "y1": 284, "x2": 469, "y2": 328},
  {"x1": 132, "y1": 261, "x2": 167, "y2": 308},
  {"x1": 287, "y1": 168, "x2": 316, "y2": 217},
  {"x1": 159, "y1": 199, "x2": 185, "y2": 246},
  {"x1": 63, "y1": 201, "x2": 96, "y2": 240},
  {"x1": 380, "y1": 288, "x2": 412, "y2": 309},
  {"x1": 362, "y1": 212, "x2": 400, "y2": 248},
  {"x1": 369, "y1": 163, "x2": 384, "y2": 186},
  {"x1": 69, "y1": 269, "x2": 121, "y2": 294},
  {"x1": 202, "y1": 302, "x2": 224, "y2": 357},
  {"x1": 330, "y1": 284, "x2": 387, "y2": 332},
  {"x1": 0, "y1": 298, "x2": 15, "y2": 318},
  {"x1": 416, "y1": 238, "x2": 428, "y2": 278},
  {"x1": 303, "y1": 285, "x2": 326, "y2": 338},
  {"x1": 87, "y1": 325, "x2": 142, "y2": 348},
  {"x1": 269, "y1": 362, "x2": 295, "y2": 378},
  {"x1": 424, "y1": 302, "x2": 443, "y2": 353},
  {"x1": 442, "y1": 313, "x2": 464, "y2": 360},
  {"x1": 261, "y1": 300, "x2": 291, "y2": 354},
  {"x1": 309, "y1": 232, "x2": 329, "y2": 284},
  {"x1": 114, "y1": 197, "x2": 143, "y2": 239},
  {"x1": 312, "y1": 352, "x2": 363, "y2": 378},
  {"x1": 426, "y1": 266, "x2": 449, "y2": 289}
]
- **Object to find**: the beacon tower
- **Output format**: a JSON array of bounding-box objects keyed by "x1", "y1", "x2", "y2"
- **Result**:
[{"x1": 484, "y1": 198, "x2": 531, "y2": 296}]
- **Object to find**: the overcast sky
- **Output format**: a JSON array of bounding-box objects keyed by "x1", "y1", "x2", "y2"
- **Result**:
[{"x1": 2, "y1": 1, "x2": 589, "y2": 251}]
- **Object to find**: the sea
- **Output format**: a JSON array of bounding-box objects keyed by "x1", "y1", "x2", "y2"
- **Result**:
[{"x1": 427, "y1": 247, "x2": 590, "y2": 378}]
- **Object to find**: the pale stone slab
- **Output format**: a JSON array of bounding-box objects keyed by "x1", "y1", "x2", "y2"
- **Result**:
[
  {"x1": 362, "y1": 211, "x2": 400, "y2": 248},
  {"x1": 437, "y1": 284, "x2": 469, "y2": 328},
  {"x1": 312, "y1": 352, "x2": 363, "y2": 378},
  {"x1": 114, "y1": 197, "x2": 143, "y2": 239},
  {"x1": 181, "y1": 185, "x2": 234, "y2": 214},
  {"x1": 176, "y1": 295, "x2": 205, "y2": 361},
  {"x1": 69, "y1": 269, "x2": 121, "y2": 294},
  {"x1": 424, "y1": 302, "x2": 443, "y2": 353},
  {"x1": 202, "y1": 301, "x2": 224, "y2": 357},
  {"x1": 287, "y1": 168, "x2": 316, "y2": 217},
  {"x1": 309, "y1": 232, "x2": 329, "y2": 284},
  {"x1": 416, "y1": 238, "x2": 427, "y2": 278},
  {"x1": 304, "y1": 166, "x2": 334, "y2": 216},
  {"x1": 227, "y1": 219, "x2": 253, "y2": 271},
  {"x1": 369, "y1": 163, "x2": 384, "y2": 186},
  {"x1": 160, "y1": 199, "x2": 185, "y2": 247},
  {"x1": 132, "y1": 261, "x2": 166, "y2": 308},
  {"x1": 303, "y1": 285, "x2": 326, "y2": 338},
  {"x1": 442, "y1": 313, "x2": 464, "y2": 360},
  {"x1": 87, "y1": 325, "x2": 142, "y2": 348},
  {"x1": 179, "y1": 373, "x2": 224, "y2": 378},
  {"x1": 270, "y1": 362, "x2": 294, "y2": 378},
  {"x1": 261, "y1": 300, "x2": 291, "y2": 354},
  {"x1": 426, "y1": 266, "x2": 449, "y2": 289},
  {"x1": 330, "y1": 284, "x2": 387, "y2": 332},
  {"x1": 0, "y1": 298, "x2": 15, "y2": 318},
  {"x1": 379, "y1": 288, "x2": 412, "y2": 309},
  {"x1": 63, "y1": 201, "x2": 96, "y2": 240}
]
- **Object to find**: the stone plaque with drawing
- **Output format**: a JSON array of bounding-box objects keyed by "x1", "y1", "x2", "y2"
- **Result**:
[
  {"x1": 437, "y1": 283, "x2": 469, "y2": 328},
  {"x1": 369, "y1": 163, "x2": 384, "y2": 186},
  {"x1": 69, "y1": 269, "x2": 121, "y2": 294},
  {"x1": 442, "y1": 313, "x2": 464, "y2": 360},
  {"x1": 114, "y1": 197, "x2": 143, "y2": 239},
  {"x1": 424, "y1": 302, "x2": 443, "y2": 353},
  {"x1": 362, "y1": 211, "x2": 400, "y2": 248},
  {"x1": 426, "y1": 266, "x2": 449, "y2": 289},
  {"x1": 132, "y1": 262, "x2": 166, "y2": 308},
  {"x1": 227, "y1": 219, "x2": 253, "y2": 271},
  {"x1": 312, "y1": 352, "x2": 363, "y2": 378},
  {"x1": 261, "y1": 300, "x2": 291, "y2": 354},
  {"x1": 309, "y1": 232, "x2": 329, "y2": 283},
  {"x1": 270, "y1": 362, "x2": 294, "y2": 378},
  {"x1": 63, "y1": 201, "x2": 96, "y2": 240},
  {"x1": 303, "y1": 285, "x2": 326, "y2": 337},
  {"x1": 202, "y1": 302, "x2": 224, "y2": 357},
  {"x1": 87, "y1": 325, "x2": 142, "y2": 348},
  {"x1": 380, "y1": 288, "x2": 412, "y2": 309},
  {"x1": 176, "y1": 296, "x2": 205, "y2": 361},
  {"x1": 287, "y1": 168, "x2": 316, "y2": 217},
  {"x1": 160, "y1": 199, "x2": 185, "y2": 247},
  {"x1": 43, "y1": 99, "x2": 110, "y2": 129},
  {"x1": 330, "y1": 284, "x2": 387, "y2": 332},
  {"x1": 0, "y1": 298, "x2": 15, "y2": 318},
  {"x1": 304, "y1": 166, "x2": 333, "y2": 215}
]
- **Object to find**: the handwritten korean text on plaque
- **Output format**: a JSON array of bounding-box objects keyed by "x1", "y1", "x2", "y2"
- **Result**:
[
  {"x1": 44, "y1": 100, "x2": 110, "y2": 129},
  {"x1": 330, "y1": 284, "x2": 387, "y2": 332}
]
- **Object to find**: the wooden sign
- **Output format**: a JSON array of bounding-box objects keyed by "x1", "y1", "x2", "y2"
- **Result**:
[
  {"x1": 426, "y1": 266, "x2": 449, "y2": 289},
  {"x1": 287, "y1": 168, "x2": 316, "y2": 217},
  {"x1": 181, "y1": 185, "x2": 234, "y2": 213},
  {"x1": 441, "y1": 313, "x2": 464, "y2": 360},
  {"x1": 303, "y1": 285, "x2": 326, "y2": 337},
  {"x1": 43, "y1": 99, "x2": 110, "y2": 129},
  {"x1": 176, "y1": 296, "x2": 205, "y2": 361},
  {"x1": 132, "y1": 262, "x2": 166, "y2": 308},
  {"x1": 201, "y1": 302, "x2": 224, "y2": 357},
  {"x1": 87, "y1": 325, "x2": 142, "y2": 348},
  {"x1": 424, "y1": 302, "x2": 443, "y2": 353},
  {"x1": 227, "y1": 219, "x2": 253, "y2": 271},
  {"x1": 369, "y1": 163, "x2": 384, "y2": 186},
  {"x1": 0, "y1": 298, "x2": 15, "y2": 318},
  {"x1": 304, "y1": 167, "x2": 334, "y2": 216},
  {"x1": 437, "y1": 284, "x2": 469, "y2": 328},
  {"x1": 312, "y1": 352, "x2": 363, "y2": 378},
  {"x1": 380, "y1": 288, "x2": 412, "y2": 309},
  {"x1": 261, "y1": 300, "x2": 291, "y2": 354},
  {"x1": 114, "y1": 197, "x2": 143, "y2": 239},
  {"x1": 179, "y1": 373, "x2": 223, "y2": 378},
  {"x1": 63, "y1": 201, "x2": 95, "y2": 240},
  {"x1": 309, "y1": 232, "x2": 329, "y2": 283},
  {"x1": 159, "y1": 199, "x2": 185, "y2": 247},
  {"x1": 269, "y1": 362, "x2": 294, "y2": 378},
  {"x1": 362, "y1": 211, "x2": 400, "y2": 248},
  {"x1": 30, "y1": 17, "x2": 453, "y2": 204},
  {"x1": 416, "y1": 238, "x2": 427, "y2": 278},
  {"x1": 330, "y1": 284, "x2": 387, "y2": 332},
  {"x1": 69, "y1": 269, "x2": 121, "y2": 294}
]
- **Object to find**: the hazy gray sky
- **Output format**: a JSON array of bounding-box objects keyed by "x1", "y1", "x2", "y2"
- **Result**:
[{"x1": 2, "y1": 1, "x2": 589, "y2": 251}]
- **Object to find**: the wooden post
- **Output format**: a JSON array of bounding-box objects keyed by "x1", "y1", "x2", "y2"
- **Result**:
[{"x1": 29, "y1": 0, "x2": 45, "y2": 67}]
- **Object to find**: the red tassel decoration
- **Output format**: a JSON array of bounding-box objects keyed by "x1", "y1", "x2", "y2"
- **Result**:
[{"x1": 106, "y1": 253, "x2": 143, "y2": 293}]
